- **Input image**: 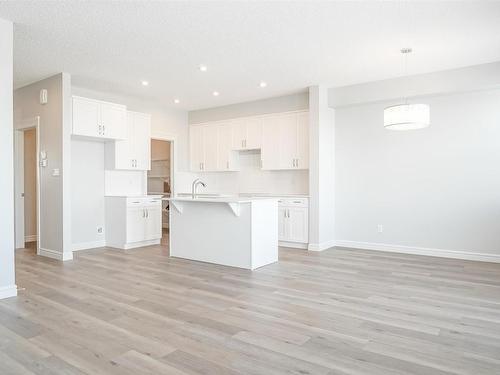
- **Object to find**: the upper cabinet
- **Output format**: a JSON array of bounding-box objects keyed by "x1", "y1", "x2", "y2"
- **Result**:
[
  {"x1": 105, "y1": 111, "x2": 151, "y2": 171},
  {"x1": 190, "y1": 111, "x2": 308, "y2": 172},
  {"x1": 190, "y1": 124, "x2": 238, "y2": 172},
  {"x1": 262, "y1": 111, "x2": 309, "y2": 170},
  {"x1": 232, "y1": 118, "x2": 262, "y2": 150},
  {"x1": 72, "y1": 96, "x2": 127, "y2": 140}
]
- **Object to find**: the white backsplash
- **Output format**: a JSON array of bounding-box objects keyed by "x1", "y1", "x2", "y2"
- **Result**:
[{"x1": 180, "y1": 151, "x2": 308, "y2": 196}]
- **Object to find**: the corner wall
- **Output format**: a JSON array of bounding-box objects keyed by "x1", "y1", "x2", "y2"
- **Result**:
[
  {"x1": 14, "y1": 73, "x2": 73, "y2": 260},
  {"x1": 0, "y1": 18, "x2": 16, "y2": 299}
]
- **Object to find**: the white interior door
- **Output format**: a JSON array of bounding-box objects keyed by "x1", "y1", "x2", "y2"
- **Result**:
[{"x1": 14, "y1": 130, "x2": 25, "y2": 249}]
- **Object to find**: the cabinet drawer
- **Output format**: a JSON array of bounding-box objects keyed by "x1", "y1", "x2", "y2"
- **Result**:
[
  {"x1": 126, "y1": 198, "x2": 147, "y2": 207},
  {"x1": 278, "y1": 198, "x2": 308, "y2": 207}
]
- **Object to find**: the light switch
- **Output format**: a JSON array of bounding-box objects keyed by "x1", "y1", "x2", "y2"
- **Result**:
[{"x1": 52, "y1": 168, "x2": 60, "y2": 177}]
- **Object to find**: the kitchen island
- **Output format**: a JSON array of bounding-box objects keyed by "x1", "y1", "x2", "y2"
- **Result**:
[{"x1": 166, "y1": 196, "x2": 278, "y2": 270}]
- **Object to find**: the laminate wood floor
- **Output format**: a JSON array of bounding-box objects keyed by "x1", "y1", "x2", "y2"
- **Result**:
[{"x1": 2, "y1": 241, "x2": 500, "y2": 375}]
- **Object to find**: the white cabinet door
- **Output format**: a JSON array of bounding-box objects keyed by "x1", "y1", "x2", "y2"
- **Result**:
[
  {"x1": 132, "y1": 112, "x2": 151, "y2": 170},
  {"x1": 73, "y1": 97, "x2": 100, "y2": 137},
  {"x1": 190, "y1": 126, "x2": 204, "y2": 171},
  {"x1": 126, "y1": 207, "x2": 146, "y2": 243},
  {"x1": 100, "y1": 103, "x2": 127, "y2": 140},
  {"x1": 288, "y1": 207, "x2": 309, "y2": 243},
  {"x1": 296, "y1": 112, "x2": 309, "y2": 169},
  {"x1": 261, "y1": 117, "x2": 281, "y2": 170},
  {"x1": 203, "y1": 125, "x2": 218, "y2": 171},
  {"x1": 145, "y1": 205, "x2": 162, "y2": 240},
  {"x1": 278, "y1": 207, "x2": 287, "y2": 241},
  {"x1": 279, "y1": 114, "x2": 297, "y2": 170},
  {"x1": 245, "y1": 117, "x2": 262, "y2": 149},
  {"x1": 231, "y1": 120, "x2": 246, "y2": 150},
  {"x1": 217, "y1": 124, "x2": 239, "y2": 171}
]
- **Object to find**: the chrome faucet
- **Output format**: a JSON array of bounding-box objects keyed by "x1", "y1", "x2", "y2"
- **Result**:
[{"x1": 191, "y1": 178, "x2": 206, "y2": 198}]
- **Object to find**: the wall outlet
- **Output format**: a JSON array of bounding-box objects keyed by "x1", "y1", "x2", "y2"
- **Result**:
[
  {"x1": 377, "y1": 224, "x2": 384, "y2": 233},
  {"x1": 97, "y1": 227, "x2": 103, "y2": 234}
]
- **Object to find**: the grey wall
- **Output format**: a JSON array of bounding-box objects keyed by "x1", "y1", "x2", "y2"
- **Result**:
[
  {"x1": 14, "y1": 73, "x2": 72, "y2": 257},
  {"x1": 189, "y1": 92, "x2": 308, "y2": 124}
]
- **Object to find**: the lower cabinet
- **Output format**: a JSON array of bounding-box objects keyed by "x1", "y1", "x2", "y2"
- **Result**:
[
  {"x1": 278, "y1": 197, "x2": 309, "y2": 247},
  {"x1": 105, "y1": 196, "x2": 162, "y2": 249}
]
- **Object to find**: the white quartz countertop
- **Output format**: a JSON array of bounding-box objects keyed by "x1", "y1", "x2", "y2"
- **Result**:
[{"x1": 165, "y1": 196, "x2": 278, "y2": 204}]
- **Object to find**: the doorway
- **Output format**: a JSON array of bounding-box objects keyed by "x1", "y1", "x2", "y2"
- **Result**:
[
  {"x1": 147, "y1": 138, "x2": 173, "y2": 245},
  {"x1": 14, "y1": 117, "x2": 41, "y2": 254}
]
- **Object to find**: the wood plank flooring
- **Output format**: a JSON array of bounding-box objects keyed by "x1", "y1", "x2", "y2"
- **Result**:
[{"x1": 1, "y1": 241, "x2": 500, "y2": 374}]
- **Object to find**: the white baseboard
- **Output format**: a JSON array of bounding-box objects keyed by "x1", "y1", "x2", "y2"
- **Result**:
[
  {"x1": 335, "y1": 240, "x2": 500, "y2": 263},
  {"x1": 73, "y1": 240, "x2": 106, "y2": 252},
  {"x1": 308, "y1": 239, "x2": 336, "y2": 252},
  {"x1": 106, "y1": 239, "x2": 161, "y2": 250},
  {"x1": 25, "y1": 235, "x2": 37, "y2": 242},
  {"x1": 279, "y1": 241, "x2": 308, "y2": 249},
  {"x1": 39, "y1": 247, "x2": 73, "y2": 261},
  {"x1": 0, "y1": 285, "x2": 18, "y2": 300}
]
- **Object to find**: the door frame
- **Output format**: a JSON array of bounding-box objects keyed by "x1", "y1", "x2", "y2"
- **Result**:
[
  {"x1": 149, "y1": 135, "x2": 176, "y2": 196},
  {"x1": 14, "y1": 116, "x2": 41, "y2": 255}
]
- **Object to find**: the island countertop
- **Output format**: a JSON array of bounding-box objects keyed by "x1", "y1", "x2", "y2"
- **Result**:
[{"x1": 164, "y1": 196, "x2": 278, "y2": 204}]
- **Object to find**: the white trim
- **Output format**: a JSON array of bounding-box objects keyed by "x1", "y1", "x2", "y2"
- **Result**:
[
  {"x1": 0, "y1": 285, "x2": 17, "y2": 300},
  {"x1": 308, "y1": 239, "x2": 336, "y2": 252},
  {"x1": 72, "y1": 240, "x2": 106, "y2": 251},
  {"x1": 25, "y1": 235, "x2": 37, "y2": 242},
  {"x1": 335, "y1": 240, "x2": 500, "y2": 263},
  {"x1": 106, "y1": 239, "x2": 161, "y2": 250},
  {"x1": 39, "y1": 247, "x2": 73, "y2": 261},
  {"x1": 279, "y1": 241, "x2": 308, "y2": 249}
]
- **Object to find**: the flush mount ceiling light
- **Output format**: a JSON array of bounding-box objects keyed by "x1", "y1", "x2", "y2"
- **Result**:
[
  {"x1": 141, "y1": 80, "x2": 149, "y2": 86},
  {"x1": 383, "y1": 48, "x2": 430, "y2": 131},
  {"x1": 212, "y1": 91, "x2": 219, "y2": 96},
  {"x1": 173, "y1": 99, "x2": 180, "y2": 104},
  {"x1": 259, "y1": 81, "x2": 267, "y2": 88},
  {"x1": 199, "y1": 65, "x2": 208, "y2": 72}
]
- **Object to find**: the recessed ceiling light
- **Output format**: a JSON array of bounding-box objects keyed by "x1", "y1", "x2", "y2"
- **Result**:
[
  {"x1": 259, "y1": 81, "x2": 267, "y2": 88},
  {"x1": 199, "y1": 65, "x2": 208, "y2": 72},
  {"x1": 212, "y1": 91, "x2": 219, "y2": 96},
  {"x1": 141, "y1": 80, "x2": 149, "y2": 86},
  {"x1": 173, "y1": 99, "x2": 180, "y2": 104}
]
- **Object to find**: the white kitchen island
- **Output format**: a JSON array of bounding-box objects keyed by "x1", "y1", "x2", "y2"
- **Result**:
[{"x1": 166, "y1": 197, "x2": 278, "y2": 270}]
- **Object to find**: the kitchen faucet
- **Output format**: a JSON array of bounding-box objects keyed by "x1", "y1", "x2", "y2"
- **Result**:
[{"x1": 191, "y1": 178, "x2": 206, "y2": 198}]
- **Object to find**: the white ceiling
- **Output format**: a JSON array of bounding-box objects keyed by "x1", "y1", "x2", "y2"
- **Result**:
[{"x1": 1, "y1": 1, "x2": 500, "y2": 110}]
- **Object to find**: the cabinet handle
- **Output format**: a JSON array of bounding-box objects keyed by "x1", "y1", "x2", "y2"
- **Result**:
[
  {"x1": 292, "y1": 159, "x2": 295, "y2": 167},
  {"x1": 142, "y1": 209, "x2": 145, "y2": 218},
  {"x1": 102, "y1": 125, "x2": 105, "y2": 135},
  {"x1": 296, "y1": 159, "x2": 299, "y2": 168},
  {"x1": 241, "y1": 140, "x2": 244, "y2": 148},
  {"x1": 146, "y1": 209, "x2": 149, "y2": 218},
  {"x1": 244, "y1": 139, "x2": 247, "y2": 148},
  {"x1": 226, "y1": 161, "x2": 229, "y2": 169}
]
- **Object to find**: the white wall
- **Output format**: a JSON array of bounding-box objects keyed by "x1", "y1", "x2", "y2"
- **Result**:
[
  {"x1": 14, "y1": 73, "x2": 73, "y2": 260},
  {"x1": 0, "y1": 17, "x2": 16, "y2": 299},
  {"x1": 335, "y1": 88, "x2": 500, "y2": 259},
  {"x1": 23, "y1": 128, "x2": 37, "y2": 239},
  {"x1": 187, "y1": 93, "x2": 310, "y2": 196},
  {"x1": 71, "y1": 140, "x2": 105, "y2": 248}
]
